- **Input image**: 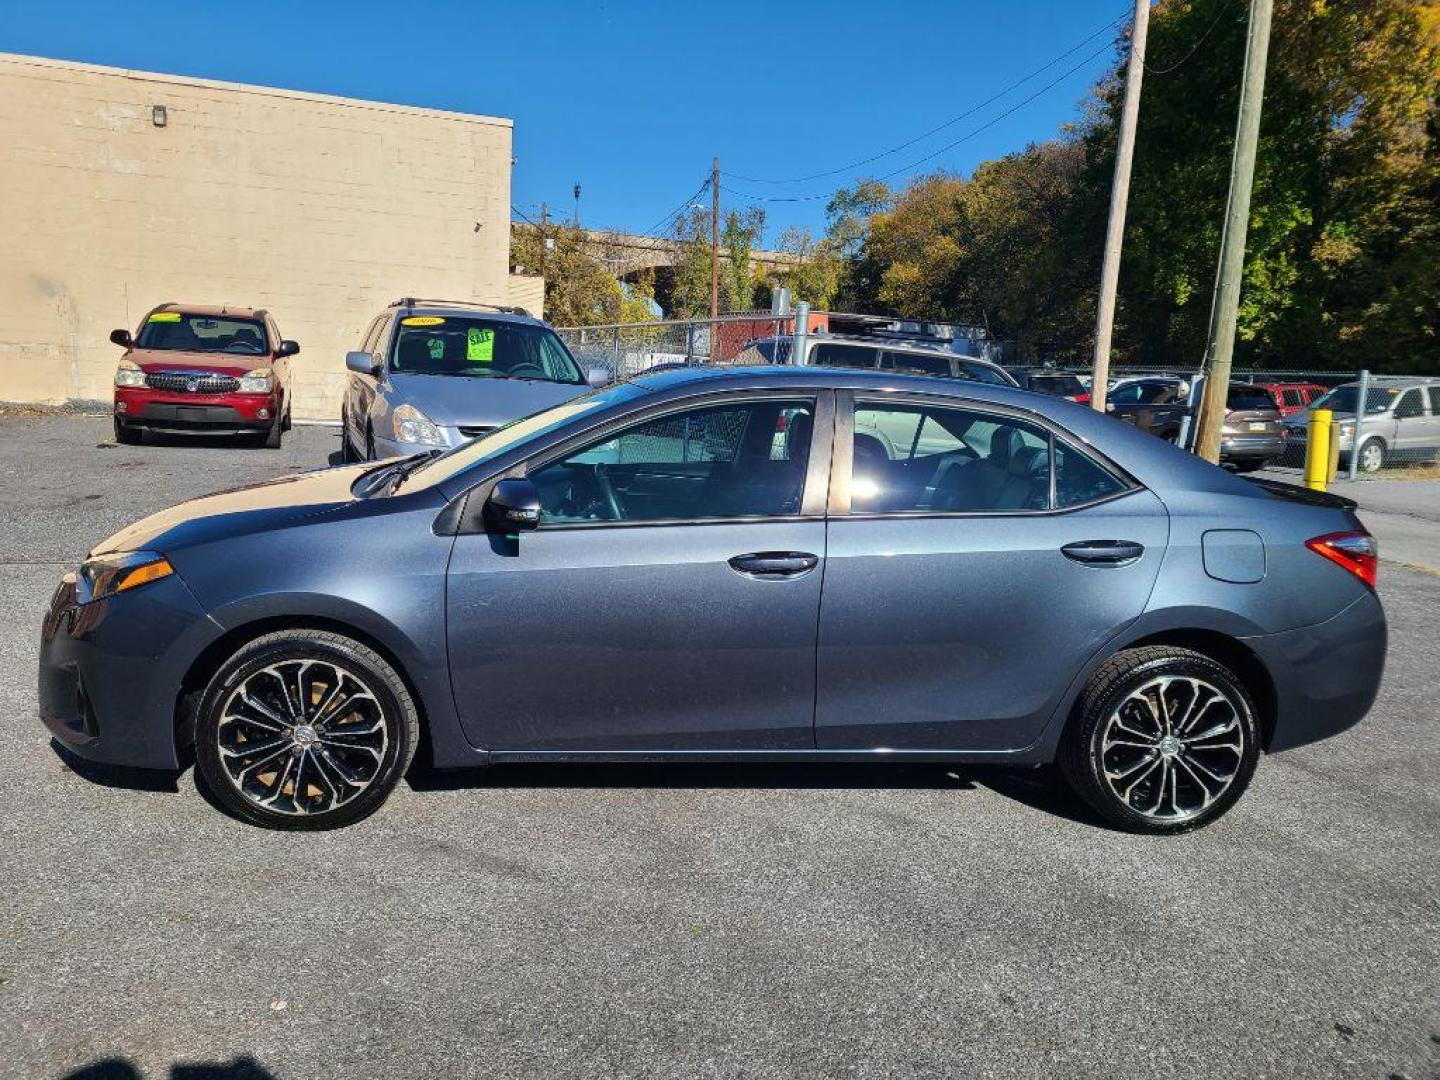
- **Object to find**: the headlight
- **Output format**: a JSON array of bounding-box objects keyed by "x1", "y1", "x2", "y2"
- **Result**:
[
  {"x1": 238, "y1": 367, "x2": 274, "y2": 393},
  {"x1": 392, "y1": 404, "x2": 447, "y2": 446},
  {"x1": 115, "y1": 360, "x2": 146, "y2": 388},
  {"x1": 78, "y1": 551, "x2": 173, "y2": 603}
]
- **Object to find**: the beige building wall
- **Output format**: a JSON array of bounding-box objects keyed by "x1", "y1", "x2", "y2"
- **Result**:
[
  {"x1": 506, "y1": 273, "x2": 546, "y2": 318},
  {"x1": 0, "y1": 53, "x2": 513, "y2": 417}
]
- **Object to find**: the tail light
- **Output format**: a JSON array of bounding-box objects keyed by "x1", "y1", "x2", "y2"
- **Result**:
[{"x1": 1306, "y1": 531, "x2": 1378, "y2": 588}]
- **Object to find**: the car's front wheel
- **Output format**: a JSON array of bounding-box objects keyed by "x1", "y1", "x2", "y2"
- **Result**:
[
  {"x1": 1059, "y1": 646, "x2": 1260, "y2": 834},
  {"x1": 114, "y1": 417, "x2": 142, "y2": 445},
  {"x1": 1356, "y1": 437, "x2": 1386, "y2": 473},
  {"x1": 194, "y1": 630, "x2": 419, "y2": 830}
]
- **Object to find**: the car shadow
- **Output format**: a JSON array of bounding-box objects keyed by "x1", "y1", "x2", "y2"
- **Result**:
[
  {"x1": 407, "y1": 759, "x2": 1106, "y2": 828},
  {"x1": 64, "y1": 1055, "x2": 275, "y2": 1079},
  {"x1": 50, "y1": 739, "x2": 180, "y2": 793},
  {"x1": 49, "y1": 737, "x2": 1104, "y2": 830}
]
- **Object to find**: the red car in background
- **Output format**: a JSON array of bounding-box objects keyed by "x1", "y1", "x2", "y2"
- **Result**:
[
  {"x1": 110, "y1": 304, "x2": 298, "y2": 448},
  {"x1": 1252, "y1": 381, "x2": 1328, "y2": 418}
]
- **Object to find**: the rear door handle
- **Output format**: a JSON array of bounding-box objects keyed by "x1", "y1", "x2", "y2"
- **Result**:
[
  {"x1": 1062, "y1": 540, "x2": 1145, "y2": 565},
  {"x1": 728, "y1": 551, "x2": 819, "y2": 578}
]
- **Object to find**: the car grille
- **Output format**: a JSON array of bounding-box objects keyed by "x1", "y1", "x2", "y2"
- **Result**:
[
  {"x1": 145, "y1": 372, "x2": 241, "y2": 394},
  {"x1": 456, "y1": 426, "x2": 494, "y2": 439}
]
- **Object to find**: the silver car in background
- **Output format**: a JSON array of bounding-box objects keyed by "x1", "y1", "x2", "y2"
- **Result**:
[
  {"x1": 1285, "y1": 377, "x2": 1440, "y2": 472},
  {"x1": 340, "y1": 298, "x2": 609, "y2": 461}
]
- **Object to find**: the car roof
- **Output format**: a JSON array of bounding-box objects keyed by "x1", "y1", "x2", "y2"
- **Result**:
[
  {"x1": 153, "y1": 302, "x2": 267, "y2": 319},
  {"x1": 388, "y1": 299, "x2": 545, "y2": 326}
]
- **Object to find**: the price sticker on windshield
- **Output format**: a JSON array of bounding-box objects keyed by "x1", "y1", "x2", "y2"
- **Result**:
[
  {"x1": 466, "y1": 327, "x2": 494, "y2": 363},
  {"x1": 147, "y1": 312, "x2": 182, "y2": 323},
  {"x1": 401, "y1": 316, "x2": 445, "y2": 327}
]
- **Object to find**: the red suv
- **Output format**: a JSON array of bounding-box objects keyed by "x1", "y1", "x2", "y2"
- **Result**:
[
  {"x1": 1253, "y1": 381, "x2": 1328, "y2": 418},
  {"x1": 110, "y1": 304, "x2": 298, "y2": 447}
]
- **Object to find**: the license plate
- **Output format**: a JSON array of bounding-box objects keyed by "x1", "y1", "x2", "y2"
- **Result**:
[{"x1": 1248, "y1": 422, "x2": 1268, "y2": 432}]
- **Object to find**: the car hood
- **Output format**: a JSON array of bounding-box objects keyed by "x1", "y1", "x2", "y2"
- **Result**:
[
  {"x1": 385, "y1": 373, "x2": 588, "y2": 428},
  {"x1": 125, "y1": 348, "x2": 267, "y2": 377},
  {"x1": 90, "y1": 463, "x2": 387, "y2": 556}
]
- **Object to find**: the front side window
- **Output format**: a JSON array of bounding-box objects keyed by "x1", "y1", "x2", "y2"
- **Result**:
[
  {"x1": 883, "y1": 351, "x2": 952, "y2": 378},
  {"x1": 135, "y1": 312, "x2": 269, "y2": 356},
  {"x1": 531, "y1": 398, "x2": 815, "y2": 525},
  {"x1": 1282, "y1": 389, "x2": 1304, "y2": 407},
  {"x1": 1427, "y1": 387, "x2": 1440, "y2": 413},
  {"x1": 851, "y1": 403, "x2": 1051, "y2": 513},
  {"x1": 391, "y1": 315, "x2": 584, "y2": 384}
]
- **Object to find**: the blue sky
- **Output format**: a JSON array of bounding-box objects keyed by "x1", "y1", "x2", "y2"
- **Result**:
[{"x1": 2, "y1": 0, "x2": 1128, "y2": 244}]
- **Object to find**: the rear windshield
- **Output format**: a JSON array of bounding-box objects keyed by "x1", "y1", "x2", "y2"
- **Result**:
[
  {"x1": 135, "y1": 313, "x2": 268, "y2": 356},
  {"x1": 1310, "y1": 385, "x2": 1397, "y2": 415},
  {"x1": 392, "y1": 315, "x2": 584, "y2": 384},
  {"x1": 1226, "y1": 386, "x2": 1278, "y2": 411}
]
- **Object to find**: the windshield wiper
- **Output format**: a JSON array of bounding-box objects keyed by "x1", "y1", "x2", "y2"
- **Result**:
[{"x1": 386, "y1": 448, "x2": 445, "y2": 494}]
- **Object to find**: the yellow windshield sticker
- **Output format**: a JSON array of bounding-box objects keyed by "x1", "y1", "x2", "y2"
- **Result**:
[
  {"x1": 466, "y1": 327, "x2": 495, "y2": 363},
  {"x1": 147, "y1": 312, "x2": 182, "y2": 323},
  {"x1": 401, "y1": 316, "x2": 445, "y2": 327}
]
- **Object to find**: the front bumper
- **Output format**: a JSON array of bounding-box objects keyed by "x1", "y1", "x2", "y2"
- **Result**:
[
  {"x1": 115, "y1": 386, "x2": 279, "y2": 434},
  {"x1": 38, "y1": 570, "x2": 221, "y2": 769},
  {"x1": 1245, "y1": 588, "x2": 1387, "y2": 752}
]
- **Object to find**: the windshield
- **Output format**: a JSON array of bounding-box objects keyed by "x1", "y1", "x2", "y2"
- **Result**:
[
  {"x1": 135, "y1": 312, "x2": 268, "y2": 355},
  {"x1": 391, "y1": 315, "x2": 584, "y2": 384},
  {"x1": 1309, "y1": 385, "x2": 1395, "y2": 415},
  {"x1": 397, "y1": 382, "x2": 646, "y2": 492}
]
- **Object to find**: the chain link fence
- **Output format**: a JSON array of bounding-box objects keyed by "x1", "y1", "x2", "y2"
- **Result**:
[{"x1": 558, "y1": 317, "x2": 1440, "y2": 481}]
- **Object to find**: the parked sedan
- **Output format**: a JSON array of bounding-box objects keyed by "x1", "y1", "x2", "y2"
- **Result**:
[
  {"x1": 40, "y1": 367, "x2": 1385, "y2": 834},
  {"x1": 340, "y1": 298, "x2": 609, "y2": 461}
]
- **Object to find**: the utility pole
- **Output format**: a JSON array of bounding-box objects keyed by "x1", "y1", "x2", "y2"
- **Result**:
[
  {"x1": 1090, "y1": 0, "x2": 1150, "y2": 413},
  {"x1": 710, "y1": 157, "x2": 721, "y2": 323},
  {"x1": 1195, "y1": 0, "x2": 1274, "y2": 463},
  {"x1": 538, "y1": 202, "x2": 549, "y2": 279}
]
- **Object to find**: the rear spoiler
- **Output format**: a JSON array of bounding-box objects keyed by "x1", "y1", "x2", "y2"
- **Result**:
[{"x1": 1244, "y1": 476, "x2": 1357, "y2": 511}]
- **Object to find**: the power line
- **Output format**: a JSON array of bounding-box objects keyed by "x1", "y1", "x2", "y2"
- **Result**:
[
  {"x1": 726, "y1": 7, "x2": 1129, "y2": 186},
  {"x1": 722, "y1": 39, "x2": 1117, "y2": 205},
  {"x1": 1143, "y1": 0, "x2": 1239, "y2": 75}
]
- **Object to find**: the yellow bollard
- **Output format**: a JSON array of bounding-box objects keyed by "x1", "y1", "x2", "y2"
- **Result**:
[{"x1": 1305, "y1": 408, "x2": 1332, "y2": 491}]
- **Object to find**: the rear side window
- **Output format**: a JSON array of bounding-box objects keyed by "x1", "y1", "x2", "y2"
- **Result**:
[
  {"x1": 811, "y1": 342, "x2": 881, "y2": 369},
  {"x1": 1281, "y1": 389, "x2": 1304, "y2": 406},
  {"x1": 1055, "y1": 440, "x2": 1128, "y2": 508},
  {"x1": 850, "y1": 403, "x2": 1050, "y2": 513},
  {"x1": 1428, "y1": 387, "x2": 1440, "y2": 413},
  {"x1": 882, "y1": 351, "x2": 952, "y2": 377}
]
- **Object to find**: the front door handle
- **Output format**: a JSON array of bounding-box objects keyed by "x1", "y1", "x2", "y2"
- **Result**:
[
  {"x1": 1062, "y1": 540, "x2": 1145, "y2": 565},
  {"x1": 728, "y1": 551, "x2": 819, "y2": 578}
]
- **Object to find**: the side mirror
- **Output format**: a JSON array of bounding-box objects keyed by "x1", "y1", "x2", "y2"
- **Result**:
[
  {"x1": 110, "y1": 329, "x2": 132, "y2": 348},
  {"x1": 345, "y1": 350, "x2": 380, "y2": 376},
  {"x1": 485, "y1": 478, "x2": 542, "y2": 532},
  {"x1": 586, "y1": 366, "x2": 612, "y2": 388},
  {"x1": 276, "y1": 340, "x2": 300, "y2": 358}
]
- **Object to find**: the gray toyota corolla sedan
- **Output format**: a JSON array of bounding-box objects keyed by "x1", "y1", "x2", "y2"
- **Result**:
[{"x1": 40, "y1": 367, "x2": 1386, "y2": 833}]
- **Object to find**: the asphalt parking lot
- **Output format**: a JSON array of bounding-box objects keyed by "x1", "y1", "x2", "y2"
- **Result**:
[{"x1": 2, "y1": 415, "x2": 1438, "y2": 1080}]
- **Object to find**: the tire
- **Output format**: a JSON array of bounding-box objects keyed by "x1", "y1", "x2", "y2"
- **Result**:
[
  {"x1": 113, "y1": 417, "x2": 142, "y2": 445},
  {"x1": 193, "y1": 629, "x2": 420, "y2": 831},
  {"x1": 1058, "y1": 646, "x2": 1261, "y2": 834},
  {"x1": 262, "y1": 410, "x2": 284, "y2": 449},
  {"x1": 1356, "y1": 437, "x2": 1385, "y2": 473}
]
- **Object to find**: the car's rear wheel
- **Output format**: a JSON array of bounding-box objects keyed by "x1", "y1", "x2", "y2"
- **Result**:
[
  {"x1": 1356, "y1": 437, "x2": 1385, "y2": 473},
  {"x1": 194, "y1": 630, "x2": 419, "y2": 830},
  {"x1": 114, "y1": 417, "x2": 142, "y2": 445},
  {"x1": 1059, "y1": 646, "x2": 1260, "y2": 834}
]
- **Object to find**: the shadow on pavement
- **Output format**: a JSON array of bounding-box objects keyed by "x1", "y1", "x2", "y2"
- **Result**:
[
  {"x1": 50, "y1": 739, "x2": 179, "y2": 793},
  {"x1": 64, "y1": 1055, "x2": 275, "y2": 1079}
]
